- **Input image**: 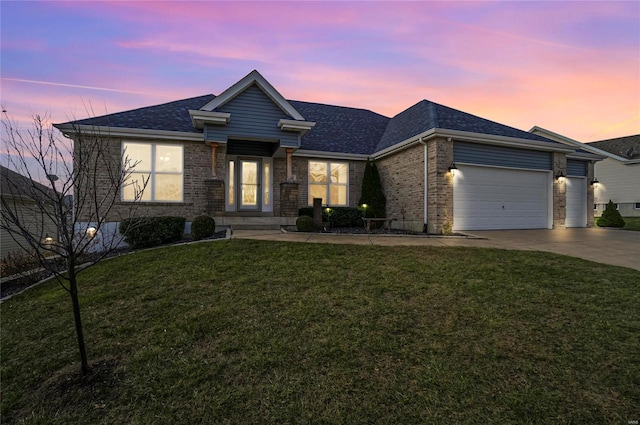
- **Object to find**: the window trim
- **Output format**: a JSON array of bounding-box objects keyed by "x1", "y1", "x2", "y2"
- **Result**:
[
  {"x1": 308, "y1": 160, "x2": 349, "y2": 206},
  {"x1": 634, "y1": 202, "x2": 640, "y2": 210},
  {"x1": 121, "y1": 142, "x2": 184, "y2": 203}
]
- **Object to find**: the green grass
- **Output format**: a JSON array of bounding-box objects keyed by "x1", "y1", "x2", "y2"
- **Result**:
[
  {"x1": 2, "y1": 240, "x2": 639, "y2": 424},
  {"x1": 623, "y1": 217, "x2": 640, "y2": 231}
]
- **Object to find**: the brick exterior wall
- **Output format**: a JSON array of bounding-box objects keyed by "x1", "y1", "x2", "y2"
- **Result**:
[
  {"x1": 553, "y1": 152, "x2": 567, "y2": 228},
  {"x1": 279, "y1": 182, "x2": 299, "y2": 217},
  {"x1": 377, "y1": 144, "x2": 425, "y2": 232},
  {"x1": 427, "y1": 138, "x2": 454, "y2": 234},
  {"x1": 204, "y1": 179, "x2": 225, "y2": 215},
  {"x1": 75, "y1": 135, "x2": 370, "y2": 223},
  {"x1": 74, "y1": 136, "x2": 219, "y2": 222}
]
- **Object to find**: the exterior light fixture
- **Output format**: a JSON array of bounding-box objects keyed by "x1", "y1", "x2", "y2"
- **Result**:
[
  {"x1": 448, "y1": 162, "x2": 458, "y2": 176},
  {"x1": 361, "y1": 203, "x2": 368, "y2": 209},
  {"x1": 590, "y1": 178, "x2": 599, "y2": 188},
  {"x1": 555, "y1": 171, "x2": 565, "y2": 181},
  {"x1": 86, "y1": 226, "x2": 97, "y2": 239},
  {"x1": 44, "y1": 234, "x2": 54, "y2": 244}
]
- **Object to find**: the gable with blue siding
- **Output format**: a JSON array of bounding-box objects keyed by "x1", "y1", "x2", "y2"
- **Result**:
[
  {"x1": 454, "y1": 141, "x2": 552, "y2": 170},
  {"x1": 205, "y1": 84, "x2": 299, "y2": 147}
]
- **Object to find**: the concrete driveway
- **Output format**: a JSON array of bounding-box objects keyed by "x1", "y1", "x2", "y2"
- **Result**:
[{"x1": 232, "y1": 228, "x2": 640, "y2": 271}]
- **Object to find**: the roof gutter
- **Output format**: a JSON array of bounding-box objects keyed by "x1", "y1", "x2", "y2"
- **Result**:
[
  {"x1": 372, "y1": 128, "x2": 575, "y2": 160},
  {"x1": 53, "y1": 124, "x2": 205, "y2": 142}
]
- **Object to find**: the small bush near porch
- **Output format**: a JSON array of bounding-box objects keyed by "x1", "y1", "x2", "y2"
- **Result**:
[{"x1": 2, "y1": 240, "x2": 638, "y2": 423}]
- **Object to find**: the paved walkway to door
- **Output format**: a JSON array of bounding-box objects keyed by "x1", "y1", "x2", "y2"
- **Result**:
[{"x1": 231, "y1": 228, "x2": 640, "y2": 271}]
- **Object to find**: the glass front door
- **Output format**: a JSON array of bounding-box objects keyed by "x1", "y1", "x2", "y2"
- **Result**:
[{"x1": 239, "y1": 159, "x2": 260, "y2": 210}]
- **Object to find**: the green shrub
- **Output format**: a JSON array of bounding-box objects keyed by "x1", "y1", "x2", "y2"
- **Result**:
[
  {"x1": 0, "y1": 250, "x2": 40, "y2": 278},
  {"x1": 359, "y1": 160, "x2": 386, "y2": 218},
  {"x1": 296, "y1": 215, "x2": 315, "y2": 232},
  {"x1": 298, "y1": 207, "x2": 363, "y2": 227},
  {"x1": 597, "y1": 200, "x2": 625, "y2": 228},
  {"x1": 191, "y1": 215, "x2": 216, "y2": 241},
  {"x1": 120, "y1": 216, "x2": 186, "y2": 249}
]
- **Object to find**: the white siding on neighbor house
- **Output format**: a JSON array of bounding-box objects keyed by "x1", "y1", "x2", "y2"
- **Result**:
[
  {"x1": 453, "y1": 164, "x2": 551, "y2": 231},
  {"x1": 1, "y1": 199, "x2": 59, "y2": 260},
  {"x1": 594, "y1": 158, "x2": 640, "y2": 205}
]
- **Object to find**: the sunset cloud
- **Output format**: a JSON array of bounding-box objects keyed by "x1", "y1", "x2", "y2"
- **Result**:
[{"x1": 1, "y1": 1, "x2": 638, "y2": 143}]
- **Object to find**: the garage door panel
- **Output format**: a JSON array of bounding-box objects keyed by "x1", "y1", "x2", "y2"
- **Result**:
[
  {"x1": 453, "y1": 165, "x2": 550, "y2": 230},
  {"x1": 565, "y1": 177, "x2": 586, "y2": 227}
]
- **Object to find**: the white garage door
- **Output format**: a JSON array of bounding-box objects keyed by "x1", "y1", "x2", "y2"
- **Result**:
[
  {"x1": 565, "y1": 177, "x2": 586, "y2": 227},
  {"x1": 453, "y1": 165, "x2": 551, "y2": 230}
]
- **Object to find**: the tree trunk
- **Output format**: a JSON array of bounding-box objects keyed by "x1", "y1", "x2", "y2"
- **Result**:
[{"x1": 69, "y1": 275, "x2": 89, "y2": 375}]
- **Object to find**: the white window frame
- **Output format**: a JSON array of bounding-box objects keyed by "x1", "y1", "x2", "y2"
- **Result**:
[
  {"x1": 634, "y1": 202, "x2": 640, "y2": 210},
  {"x1": 121, "y1": 142, "x2": 184, "y2": 203},
  {"x1": 308, "y1": 160, "x2": 349, "y2": 206}
]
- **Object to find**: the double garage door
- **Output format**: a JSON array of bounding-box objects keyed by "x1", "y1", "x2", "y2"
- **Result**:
[
  {"x1": 453, "y1": 165, "x2": 588, "y2": 230},
  {"x1": 453, "y1": 165, "x2": 551, "y2": 231}
]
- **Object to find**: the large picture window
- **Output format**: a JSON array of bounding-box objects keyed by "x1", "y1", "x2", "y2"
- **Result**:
[
  {"x1": 122, "y1": 142, "x2": 183, "y2": 202},
  {"x1": 308, "y1": 161, "x2": 348, "y2": 206}
]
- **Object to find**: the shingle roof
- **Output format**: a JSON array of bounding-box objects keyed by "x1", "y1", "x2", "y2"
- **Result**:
[
  {"x1": 587, "y1": 134, "x2": 640, "y2": 159},
  {"x1": 63, "y1": 93, "x2": 561, "y2": 156},
  {"x1": 71, "y1": 94, "x2": 216, "y2": 133},
  {"x1": 0, "y1": 165, "x2": 58, "y2": 201},
  {"x1": 290, "y1": 101, "x2": 389, "y2": 155},
  {"x1": 376, "y1": 100, "x2": 557, "y2": 152}
]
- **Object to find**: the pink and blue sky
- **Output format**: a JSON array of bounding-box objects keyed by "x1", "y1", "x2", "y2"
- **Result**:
[{"x1": 1, "y1": 1, "x2": 639, "y2": 142}]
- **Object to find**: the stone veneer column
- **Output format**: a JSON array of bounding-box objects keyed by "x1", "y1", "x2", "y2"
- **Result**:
[
  {"x1": 280, "y1": 182, "x2": 299, "y2": 217},
  {"x1": 586, "y1": 162, "x2": 596, "y2": 227},
  {"x1": 426, "y1": 137, "x2": 454, "y2": 234},
  {"x1": 552, "y1": 152, "x2": 567, "y2": 228},
  {"x1": 204, "y1": 179, "x2": 225, "y2": 216}
]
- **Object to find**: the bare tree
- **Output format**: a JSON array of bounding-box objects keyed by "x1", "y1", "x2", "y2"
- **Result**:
[{"x1": 1, "y1": 111, "x2": 145, "y2": 375}]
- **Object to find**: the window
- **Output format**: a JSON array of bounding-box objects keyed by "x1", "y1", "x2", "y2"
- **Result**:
[
  {"x1": 308, "y1": 161, "x2": 348, "y2": 205},
  {"x1": 634, "y1": 203, "x2": 640, "y2": 210},
  {"x1": 122, "y1": 142, "x2": 183, "y2": 202}
]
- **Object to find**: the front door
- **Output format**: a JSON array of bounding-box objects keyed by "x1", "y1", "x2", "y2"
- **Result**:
[{"x1": 238, "y1": 159, "x2": 261, "y2": 211}]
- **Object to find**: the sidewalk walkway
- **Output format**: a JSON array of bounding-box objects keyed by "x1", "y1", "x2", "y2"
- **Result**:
[{"x1": 231, "y1": 228, "x2": 640, "y2": 271}]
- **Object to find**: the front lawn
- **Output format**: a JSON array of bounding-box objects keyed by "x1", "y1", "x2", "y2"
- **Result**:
[
  {"x1": 623, "y1": 216, "x2": 640, "y2": 231},
  {"x1": 2, "y1": 240, "x2": 639, "y2": 424}
]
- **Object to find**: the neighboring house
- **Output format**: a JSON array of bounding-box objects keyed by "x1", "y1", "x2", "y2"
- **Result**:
[
  {"x1": 530, "y1": 128, "x2": 639, "y2": 217},
  {"x1": 54, "y1": 70, "x2": 601, "y2": 234},
  {"x1": 0, "y1": 165, "x2": 59, "y2": 260},
  {"x1": 588, "y1": 135, "x2": 640, "y2": 217}
]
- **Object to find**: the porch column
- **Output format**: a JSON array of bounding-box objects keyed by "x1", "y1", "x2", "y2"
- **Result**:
[
  {"x1": 210, "y1": 143, "x2": 218, "y2": 178},
  {"x1": 286, "y1": 148, "x2": 293, "y2": 181}
]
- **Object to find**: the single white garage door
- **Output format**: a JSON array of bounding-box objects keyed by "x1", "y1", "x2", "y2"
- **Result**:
[
  {"x1": 453, "y1": 165, "x2": 551, "y2": 230},
  {"x1": 565, "y1": 177, "x2": 587, "y2": 227}
]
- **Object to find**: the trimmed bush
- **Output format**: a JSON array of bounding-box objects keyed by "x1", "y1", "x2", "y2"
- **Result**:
[
  {"x1": 191, "y1": 215, "x2": 216, "y2": 241},
  {"x1": 120, "y1": 216, "x2": 186, "y2": 249},
  {"x1": 597, "y1": 200, "x2": 625, "y2": 228},
  {"x1": 298, "y1": 207, "x2": 363, "y2": 227},
  {"x1": 296, "y1": 215, "x2": 315, "y2": 232},
  {"x1": 359, "y1": 160, "x2": 386, "y2": 218}
]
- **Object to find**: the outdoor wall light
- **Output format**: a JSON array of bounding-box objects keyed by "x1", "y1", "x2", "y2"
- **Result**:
[
  {"x1": 44, "y1": 234, "x2": 54, "y2": 244},
  {"x1": 360, "y1": 203, "x2": 368, "y2": 210},
  {"x1": 555, "y1": 171, "x2": 565, "y2": 181},
  {"x1": 86, "y1": 226, "x2": 97, "y2": 239},
  {"x1": 448, "y1": 162, "x2": 458, "y2": 176},
  {"x1": 590, "y1": 178, "x2": 599, "y2": 188}
]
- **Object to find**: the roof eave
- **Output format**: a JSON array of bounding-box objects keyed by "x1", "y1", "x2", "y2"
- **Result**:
[
  {"x1": 54, "y1": 124, "x2": 204, "y2": 142},
  {"x1": 372, "y1": 128, "x2": 575, "y2": 159}
]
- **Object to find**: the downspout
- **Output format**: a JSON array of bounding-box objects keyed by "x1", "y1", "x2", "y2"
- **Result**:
[{"x1": 419, "y1": 138, "x2": 428, "y2": 233}]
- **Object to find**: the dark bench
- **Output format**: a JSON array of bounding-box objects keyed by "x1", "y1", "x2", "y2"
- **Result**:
[{"x1": 362, "y1": 218, "x2": 396, "y2": 233}]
